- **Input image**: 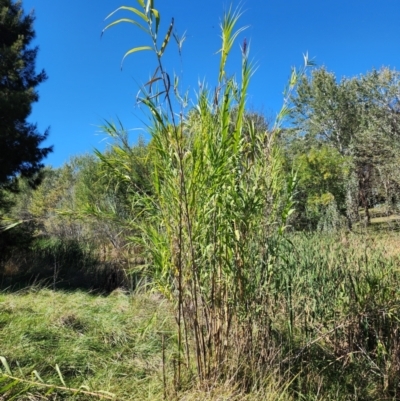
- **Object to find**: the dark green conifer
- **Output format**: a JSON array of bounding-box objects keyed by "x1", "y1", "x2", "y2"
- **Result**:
[{"x1": 0, "y1": 0, "x2": 52, "y2": 196}]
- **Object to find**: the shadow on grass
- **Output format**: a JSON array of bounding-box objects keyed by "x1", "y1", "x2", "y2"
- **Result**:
[{"x1": 0, "y1": 237, "x2": 130, "y2": 294}]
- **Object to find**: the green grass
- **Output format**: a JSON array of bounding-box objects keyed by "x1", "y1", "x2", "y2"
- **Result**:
[
  {"x1": 270, "y1": 232, "x2": 400, "y2": 400},
  {"x1": 2, "y1": 232, "x2": 400, "y2": 400},
  {"x1": 0, "y1": 287, "x2": 293, "y2": 401},
  {"x1": 0, "y1": 288, "x2": 175, "y2": 400}
]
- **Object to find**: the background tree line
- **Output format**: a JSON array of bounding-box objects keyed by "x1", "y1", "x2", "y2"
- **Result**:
[
  {"x1": 3, "y1": 65, "x2": 400, "y2": 290},
  {"x1": 2, "y1": 0, "x2": 400, "y2": 293},
  {"x1": 287, "y1": 66, "x2": 400, "y2": 230}
]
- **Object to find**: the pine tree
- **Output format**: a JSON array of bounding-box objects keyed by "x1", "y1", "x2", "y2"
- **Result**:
[{"x1": 0, "y1": 0, "x2": 52, "y2": 196}]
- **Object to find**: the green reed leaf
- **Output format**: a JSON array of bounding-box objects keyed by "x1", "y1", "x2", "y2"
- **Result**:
[
  {"x1": 105, "y1": 6, "x2": 148, "y2": 23},
  {"x1": 151, "y1": 8, "x2": 160, "y2": 35},
  {"x1": 102, "y1": 18, "x2": 149, "y2": 36},
  {"x1": 121, "y1": 46, "x2": 153, "y2": 69},
  {"x1": 0, "y1": 380, "x2": 19, "y2": 394}
]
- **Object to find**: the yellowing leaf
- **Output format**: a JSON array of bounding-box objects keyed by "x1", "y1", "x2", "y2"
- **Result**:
[
  {"x1": 0, "y1": 356, "x2": 12, "y2": 375},
  {"x1": 55, "y1": 364, "x2": 66, "y2": 387},
  {"x1": 158, "y1": 18, "x2": 174, "y2": 57},
  {"x1": 151, "y1": 8, "x2": 160, "y2": 35},
  {"x1": 235, "y1": 229, "x2": 240, "y2": 241},
  {"x1": 32, "y1": 370, "x2": 44, "y2": 383}
]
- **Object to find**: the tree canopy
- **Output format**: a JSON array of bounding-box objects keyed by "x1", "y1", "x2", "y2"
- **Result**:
[
  {"x1": 0, "y1": 0, "x2": 52, "y2": 196},
  {"x1": 289, "y1": 67, "x2": 400, "y2": 227}
]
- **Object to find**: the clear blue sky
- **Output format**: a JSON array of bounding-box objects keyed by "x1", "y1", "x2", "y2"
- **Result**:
[{"x1": 22, "y1": 0, "x2": 400, "y2": 167}]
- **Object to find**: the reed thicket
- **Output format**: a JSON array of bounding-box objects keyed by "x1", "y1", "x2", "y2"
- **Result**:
[
  {"x1": 100, "y1": 0, "x2": 314, "y2": 391},
  {"x1": 99, "y1": 1, "x2": 400, "y2": 395}
]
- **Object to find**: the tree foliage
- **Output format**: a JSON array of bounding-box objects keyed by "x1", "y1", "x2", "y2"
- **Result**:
[
  {"x1": 0, "y1": 0, "x2": 52, "y2": 196},
  {"x1": 290, "y1": 66, "x2": 400, "y2": 227}
]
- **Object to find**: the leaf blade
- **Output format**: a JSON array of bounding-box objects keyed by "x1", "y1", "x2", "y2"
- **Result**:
[
  {"x1": 0, "y1": 357, "x2": 12, "y2": 375},
  {"x1": 55, "y1": 364, "x2": 66, "y2": 387},
  {"x1": 121, "y1": 46, "x2": 153, "y2": 69},
  {"x1": 102, "y1": 18, "x2": 149, "y2": 36},
  {"x1": 158, "y1": 18, "x2": 174, "y2": 57},
  {"x1": 151, "y1": 8, "x2": 160, "y2": 35},
  {"x1": 105, "y1": 6, "x2": 148, "y2": 23}
]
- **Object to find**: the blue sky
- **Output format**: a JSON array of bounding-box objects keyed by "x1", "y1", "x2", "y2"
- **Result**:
[{"x1": 22, "y1": 0, "x2": 400, "y2": 167}]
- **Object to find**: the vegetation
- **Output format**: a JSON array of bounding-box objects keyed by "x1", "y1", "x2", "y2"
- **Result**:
[
  {"x1": 2, "y1": 0, "x2": 400, "y2": 400},
  {"x1": 289, "y1": 67, "x2": 400, "y2": 229},
  {"x1": 0, "y1": 0, "x2": 52, "y2": 198},
  {"x1": 0, "y1": 288, "x2": 176, "y2": 400},
  {"x1": 2, "y1": 234, "x2": 400, "y2": 400},
  {"x1": 0, "y1": 0, "x2": 52, "y2": 260}
]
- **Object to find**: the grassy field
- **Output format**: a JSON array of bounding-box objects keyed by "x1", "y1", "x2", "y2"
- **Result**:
[
  {"x1": 0, "y1": 288, "x2": 291, "y2": 400},
  {"x1": 0, "y1": 289, "x2": 176, "y2": 400},
  {"x1": 2, "y1": 231, "x2": 400, "y2": 400}
]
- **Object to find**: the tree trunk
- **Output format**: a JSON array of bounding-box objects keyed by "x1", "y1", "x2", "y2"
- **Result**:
[{"x1": 358, "y1": 164, "x2": 372, "y2": 226}]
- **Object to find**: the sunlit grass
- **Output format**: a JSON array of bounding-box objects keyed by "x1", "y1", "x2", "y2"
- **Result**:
[
  {"x1": 0, "y1": 288, "x2": 174, "y2": 400},
  {"x1": 0, "y1": 288, "x2": 294, "y2": 400},
  {"x1": 2, "y1": 231, "x2": 400, "y2": 400}
]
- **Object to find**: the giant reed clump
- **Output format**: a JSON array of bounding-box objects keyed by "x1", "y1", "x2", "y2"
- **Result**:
[
  {"x1": 101, "y1": 0, "x2": 308, "y2": 391},
  {"x1": 101, "y1": 2, "x2": 400, "y2": 398}
]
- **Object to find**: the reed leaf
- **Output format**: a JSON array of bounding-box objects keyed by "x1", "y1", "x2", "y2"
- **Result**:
[{"x1": 104, "y1": 6, "x2": 148, "y2": 23}]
